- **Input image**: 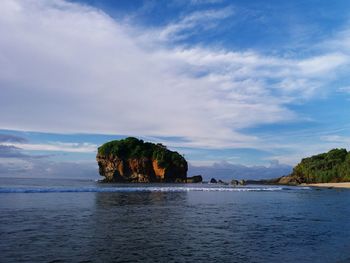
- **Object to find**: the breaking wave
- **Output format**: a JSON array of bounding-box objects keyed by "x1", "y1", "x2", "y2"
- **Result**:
[{"x1": 0, "y1": 186, "x2": 311, "y2": 193}]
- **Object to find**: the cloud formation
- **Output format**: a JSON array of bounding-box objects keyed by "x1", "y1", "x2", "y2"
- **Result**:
[
  {"x1": 156, "y1": 6, "x2": 235, "y2": 41},
  {"x1": 0, "y1": 134, "x2": 27, "y2": 143},
  {"x1": 3, "y1": 141, "x2": 97, "y2": 153},
  {"x1": 0, "y1": 0, "x2": 349, "y2": 152},
  {"x1": 0, "y1": 138, "x2": 98, "y2": 178},
  {"x1": 0, "y1": 145, "x2": 27, "y2": 158}
]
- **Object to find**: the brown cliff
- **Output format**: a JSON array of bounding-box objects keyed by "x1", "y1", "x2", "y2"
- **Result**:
[{"x1": 96, "y1": 137, "x2": 187, "y2": 183}]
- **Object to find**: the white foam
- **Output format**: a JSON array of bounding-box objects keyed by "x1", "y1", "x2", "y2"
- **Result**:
[{"x1": 0, "y1": 185, "x2": 305, "y2": 193}]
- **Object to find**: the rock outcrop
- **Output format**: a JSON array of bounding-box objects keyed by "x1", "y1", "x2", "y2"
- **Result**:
[
  {"x1": 230, "y1": 179, "x2": 246, "y2": 186},
  {"x1": 186, "y1": 175, "x2": 203, "y2": 183},
  {"x1": 245, "y1": 176, "x2": 301, "y2": 186},
  {"x1": 217, "y1": 179, "x2": 228, "y2": 185},
  {"x1": 210, "y1": 178, "x2": 217, "y2": 184},
  {"x1": 96, "y1": 137, "x2": 187, "y2": 183},
  {"x1": 276, "y1": 175, "x2": 302, "y2": 185}
]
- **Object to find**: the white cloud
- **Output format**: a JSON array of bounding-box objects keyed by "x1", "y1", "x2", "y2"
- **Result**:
[
  {"x1": 297, "y1": 53, "x2": 349, "y2": 76},
  {"x1": 156, "y1": 6, "x2": 234, "y2": 41},
  {"x1": 0, "y1": 0, "x2": 349, "y2": 150},
  {"x1": 2, "y1": 142, "x2": 97, "y2": 153},
  {"x1": 338, "y1": 86, "x2": 350, "y2": 94},
  {"x1": 268, "y1": 138, "x2": 350, "y2": 165},
  {"x1": 320, "y1": 135, "x2": 350, "y2": 145}
]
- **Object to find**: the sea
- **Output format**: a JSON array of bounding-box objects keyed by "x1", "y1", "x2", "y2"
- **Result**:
[{"x1": 1, "y1": 177, "x2": 350, "y2": 263}]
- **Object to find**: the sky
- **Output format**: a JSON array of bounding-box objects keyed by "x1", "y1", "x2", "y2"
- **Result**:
[{"x1": 0, "y1": 0, "x2": 350, "y2": 180}]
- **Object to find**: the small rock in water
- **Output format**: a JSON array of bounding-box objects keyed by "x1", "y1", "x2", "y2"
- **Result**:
[
  {"x1": 231, "y1": 179, "x2": 239, "y2": 186},
  {"x1": 218, "y1": 180, "x2": 228, "y2": 185},
  {"x1": 230, "y1": 179, "x2": 246, "y2": 186}
]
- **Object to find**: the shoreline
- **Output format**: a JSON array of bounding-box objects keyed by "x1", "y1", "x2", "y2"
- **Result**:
[{"x1": 301, "y1": 182, "x2": 350, "y2": 189}]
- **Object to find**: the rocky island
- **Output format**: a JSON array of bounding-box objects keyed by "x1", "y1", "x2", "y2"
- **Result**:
[{"x1": 96, "y1": 137, "x2": 189, "y2": 183}]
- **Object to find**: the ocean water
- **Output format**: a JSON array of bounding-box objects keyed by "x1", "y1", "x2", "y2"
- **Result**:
[{"x1": 0, "y1": 178, "x2": 350, "y2": 263}]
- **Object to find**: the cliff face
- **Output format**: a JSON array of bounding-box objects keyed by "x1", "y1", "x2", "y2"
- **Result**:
[
  {"x1": 96, "y1": 137, "x2": 187, "y2": 183},
  {"x1": 96, "y1": 155, "x2": 187, "y2": 183},
  {"x1": 275, "y1": 174, "x2": 302, "y2": 185}
]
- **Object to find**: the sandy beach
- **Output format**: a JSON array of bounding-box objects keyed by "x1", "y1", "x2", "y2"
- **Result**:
[{"x1": 303, "y1": 182, "x2": 350, "y2": 189}]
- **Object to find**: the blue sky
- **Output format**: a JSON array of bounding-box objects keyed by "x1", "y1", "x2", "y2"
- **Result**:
[{"x1": 0, "y1": 0, "x2": 350, "y2": 179}]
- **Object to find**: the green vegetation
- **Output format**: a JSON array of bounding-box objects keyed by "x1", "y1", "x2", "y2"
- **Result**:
[
  {"x1": 292, "y1": 148, "x2": 350, "y2": 183},
  {"x1": 97, "y1": 137, "x2": 187, "y2": 169}
]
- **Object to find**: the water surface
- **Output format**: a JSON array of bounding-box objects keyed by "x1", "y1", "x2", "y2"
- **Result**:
[{"x1": 1, "y1": 178, "x2": 349, "y2": 262}]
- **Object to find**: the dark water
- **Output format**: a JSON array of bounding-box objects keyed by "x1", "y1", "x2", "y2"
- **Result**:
[{"x1": 1, "y1": 178, "x2": 350, "y2": 263}]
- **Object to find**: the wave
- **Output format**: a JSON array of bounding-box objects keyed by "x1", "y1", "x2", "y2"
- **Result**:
[{"x1": 0, "y1": 186, "x2": 310, "y2": 193}]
